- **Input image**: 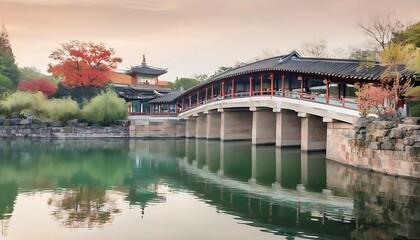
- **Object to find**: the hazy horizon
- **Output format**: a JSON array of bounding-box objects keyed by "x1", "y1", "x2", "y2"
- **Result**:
[{"x1": 1, "y1": 0, "x2": 419, "y2": 81}]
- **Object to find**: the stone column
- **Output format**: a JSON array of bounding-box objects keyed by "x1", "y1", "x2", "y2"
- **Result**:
[
  {"x1": 252, "y1": 109, "x2": 276, "y2": 145},
  {"x1": 220, "y1": 110, "x2": 252, "y2": 141},
  {"x1": 206, "y1": 111, "x2": 221, "y2": 139},
  {"x1": 186, "y1": 118, "x2": 196, "y2": 138},
  {"x1": 276, "y1": 110, "x2": 301, "y2": 147},
  {"x1": 299, "y1": 113, "x2": 327, "y2": 151},
  {"x1": 195, "y1": 114, "x2": 207, "y2": 139},
  {"x1": 176, "y1": 119, "x2": 186, "y2": 138}
]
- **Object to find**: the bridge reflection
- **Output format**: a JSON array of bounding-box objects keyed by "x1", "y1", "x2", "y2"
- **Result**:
[{"x1": 0, "y1": 139, "x2": 418, "y2": 239}]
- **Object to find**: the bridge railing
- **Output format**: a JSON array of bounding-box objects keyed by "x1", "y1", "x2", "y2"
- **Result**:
[{"x1": 180, "y1": 89, "x2": 359, "y2": 113}]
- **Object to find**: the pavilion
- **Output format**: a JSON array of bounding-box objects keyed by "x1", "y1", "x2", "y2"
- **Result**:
[{"x1": 112, "y1": 55, "x2": 172, "y2": 115}]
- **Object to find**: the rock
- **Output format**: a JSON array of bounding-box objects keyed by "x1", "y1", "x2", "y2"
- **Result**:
[
  {"x1": 9, "y1": 118, "x2": 21, "y2": 125},
  {"x1": 389, "y1": 128, "x2": 403, "y2": 139},
  {"x1": 67, "y1": 119, "x2": 78, "y2": 127},
  {"x1": 30, "y1": 124, "x2": 41, "y2": 129},
  {"x1": 374, "y1": 120, "x2": 398, "y2": 129},
  {"x1": 20, "y1": 119, "x2": 31, "y2": 125},
  {"x1": 402, "y1": 117, "x2": 420, "y2": 125},
  {"x1": 370, "y1": 142, "x2": 380, "y2": 150},
  {"x1": 354, "y1": 118, "x2": 369, "y2": 130},
  {"x1": 50, "y1": 121, "x2": 62, "y2": 127},
  {"x1": 381, "y1": 141, "x2": 395, "y2": 150},
  {"x1": 406, "y1": 146, "x2": 416, "y2": 157},
  {"x1": 357, "y1": 133, "x2": 366, "y2": 141},
  {"x1": 395, "y1": 139, "x2": 405, "y2": 151},
  {"x1": 403, "y1": 137, "x2": 415, "y2": 146}
]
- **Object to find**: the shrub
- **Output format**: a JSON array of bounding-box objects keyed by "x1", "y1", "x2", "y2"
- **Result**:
[
  {"x1": 0, "y1": 91, "x2": 46, "y2": 117},
  {"x1": 42, "y1": 98, "x2": 80, "y2": 122},
  {"x1": 17, "y1": 78, "x2": 58, "y2": 96},
  {"x1": 82, "y1": 90, "x2": 127, "y2": 126}
]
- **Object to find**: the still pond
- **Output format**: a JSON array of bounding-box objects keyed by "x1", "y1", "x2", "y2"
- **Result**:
[{"x1": 0, "y1": 139, "x2": 418, "y2": 240}]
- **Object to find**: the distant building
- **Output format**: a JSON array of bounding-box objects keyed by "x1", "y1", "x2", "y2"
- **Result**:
[{"x1": 110, "y1": 55, "x2": 182, "y2": 115}]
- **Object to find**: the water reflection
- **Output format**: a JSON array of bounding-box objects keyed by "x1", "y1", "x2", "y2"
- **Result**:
[{"x1": 0, "y1": 139, "x2": 418, "y2": 239}]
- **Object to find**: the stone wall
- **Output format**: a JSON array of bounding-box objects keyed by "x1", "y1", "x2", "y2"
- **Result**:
[
  {"x1": 0, "y1": 118, "x2": 128, "y2": 138},
  {"x1": 128, "y1": 118, "x2": 185, "y2": 138},
  {"x1": 327, "y1": 118, "x2": 420, "y2": 179}
]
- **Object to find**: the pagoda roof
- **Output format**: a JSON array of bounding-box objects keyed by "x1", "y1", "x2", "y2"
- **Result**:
[
  {"x1": 113, "y1": 84, "x2": 170, "y2": 101},
  {"x1": 126, "y1": 54, "x2": 167, "y2": 76}
]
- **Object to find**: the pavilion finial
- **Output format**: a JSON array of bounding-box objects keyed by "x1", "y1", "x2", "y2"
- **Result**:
[{"x1": 142, "y1": 54, "x2": 146, "y2": 65}]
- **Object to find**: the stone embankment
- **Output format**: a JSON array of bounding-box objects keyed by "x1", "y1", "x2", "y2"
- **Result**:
[
  {"x1": 328, "y1": 117, "x2": 420, "y2": 179},
  {"x1": 0, "y1": 118, "x2": 129, "y2": 138}
]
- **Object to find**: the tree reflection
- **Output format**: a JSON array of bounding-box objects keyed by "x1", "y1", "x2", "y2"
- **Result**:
[{"x1": 48, "y1": 186, "x2": 121, "y2": 228}]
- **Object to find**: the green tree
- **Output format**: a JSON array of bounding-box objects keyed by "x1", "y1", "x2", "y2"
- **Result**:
[
  {"x1": 0, "y1": 24, "x2": 20, "y2": 85},
  {"x1": 53, "y1": 82, "x2": 106, "y2": 106},
  {"x1": 18, "y1": 66, "x2": 47, "y2": 81},
  {"x1": 0, "y1": 51, "x2": 20, "y2": 85},
  {"x1": 168, "y1": 77, "x2": 200, "y2": 90},
  {"x1": 0, "y1": 74, "x2": 14, "y2": 92},
  {"x1": 392, "y1": 21, "x2": 420, "y2": 48}
]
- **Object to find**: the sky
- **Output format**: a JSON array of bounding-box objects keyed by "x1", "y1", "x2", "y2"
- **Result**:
[{"x1": 0, "y1": 0, "x2": 419, "y2": 81}]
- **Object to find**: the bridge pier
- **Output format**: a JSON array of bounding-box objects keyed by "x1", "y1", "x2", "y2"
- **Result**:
[
  {"x1": 252, "y1": 109, "x2": 276, "y2": 145},
  {"x1": 220, "y1": 111, "x2": 252, "y2": 141},
  {"x1": 196, "y1": 114, "x2": 207, "y2": 139},
  {"x1": 276, "y1": 110, "x2": 301, "y2": 147},
  {"x1": 176, "y1": 120, "x2": 186, "y2": 138},
  {"x1": 206, "y1": 111, "x2": 221, "y2": 139},
  {"x1": 299, "y1": 113, "x2": 327, "y2": 151},
  {"x1": 186, "y1": 118, "x2": 196, "y2": 138},
  {"x1": 326, "y1": 122, "x2": 353, "y2": 163}
]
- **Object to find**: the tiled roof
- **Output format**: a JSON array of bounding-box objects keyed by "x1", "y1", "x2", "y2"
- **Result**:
[
  {"x1": 127, "y1": 63, "x2": 167, "y2": 76},
  {"x1": 181, "y1": 51, "x2": 416, "y2": 96},
  {"x1": 113, "y1": 85, "x2": 157, "y2": 101},
  {"x1": 149, "y1": 91, "x2": 186, "y2": 103}
]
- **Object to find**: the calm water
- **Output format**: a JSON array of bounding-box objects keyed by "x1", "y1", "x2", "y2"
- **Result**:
[{"x1": 0, "y1": 139, "x2": 419, "y2": 240}]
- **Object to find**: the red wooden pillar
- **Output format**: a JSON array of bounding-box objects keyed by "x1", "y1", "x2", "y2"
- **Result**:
[
  {"x1": 281, "y1": 74, "x2": 285, "y2": 97},
  {"x1": 270, "y1": 73, "x2": 274, "y2": 96},
  {"x1": 221, "y1": 81, "x2": 225, "y2": 98},
  {"x1": 211, "y1": 84, "x2": 214, "y2": 100},
  {"x1": 189, "y1": 95, "x2": 192, "y2": 108},
  {"x1": 300, "y1": 76, "x2": 304, "y2": 99},
  {"x1": 181, "y1": 98, "x2": 184, "y2": 112},
  {"x1": 205, "y1": 87, "x2": 208, "y2": 102},
  {"x1": 260, "y1": 74, "x2": 263, "y2": 95},
  {"x1": 249, "y1": 76, "x2": 253, "y2": 96},
  {"x1": 196, "y1": 90, "x2": 199, "y2": 105},
  {"x1": 176, "y1": 100, "x2": 179, "y2": 114},
  {"x1": 326, "y1": 80, "x2": 330, "y2": 105},
  {"x1": 231, "y1": 79, "x2": 235, "y2": 98}
]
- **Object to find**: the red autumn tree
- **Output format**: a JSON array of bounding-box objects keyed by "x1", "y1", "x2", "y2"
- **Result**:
[
  {"x1": 48, "y1": 40, "x2": 122, "y2": 88},
  {"x1": 356, "y1": 83, "x2": 395, "y2": 118},
  {"x1": 17, "y1": 78, "x2": 58, "y2": 96}
]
